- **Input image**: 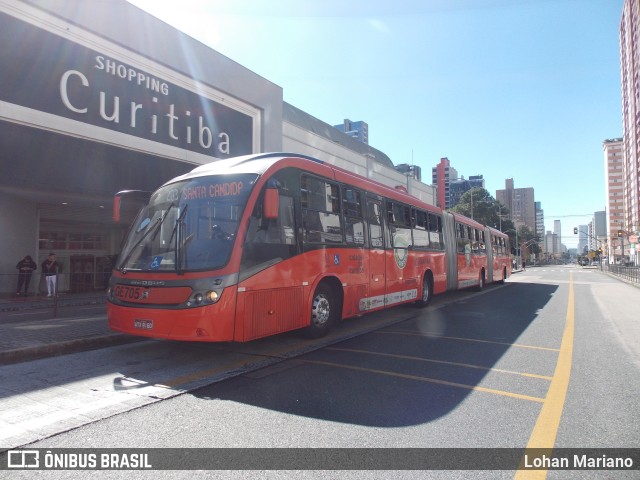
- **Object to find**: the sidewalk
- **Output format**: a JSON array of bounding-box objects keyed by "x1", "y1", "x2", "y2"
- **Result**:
[{"x1": 0, "y1": 292, "x2": 142, "y2": 365}]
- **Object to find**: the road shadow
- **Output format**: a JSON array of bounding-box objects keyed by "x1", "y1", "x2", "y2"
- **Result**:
[{"x1": 184, "y1": 282, "x2": 559, "y2": 427}]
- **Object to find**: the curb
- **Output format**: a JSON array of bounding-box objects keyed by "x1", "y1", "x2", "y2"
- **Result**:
[
  {"x1": 0, "y1": 334, "x2": 145, "y2": 366},
  {"x1": 0, "y1": 296, "x2": 105, "y2": 313}
]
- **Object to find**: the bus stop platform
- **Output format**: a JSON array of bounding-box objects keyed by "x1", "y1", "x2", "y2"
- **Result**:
[{"x1": 0, "y1": 291, "x2": 142, "y2": 366}]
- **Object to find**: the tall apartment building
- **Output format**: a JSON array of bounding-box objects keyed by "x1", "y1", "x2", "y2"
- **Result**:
[
  {"x1": 496, "y1": 179, "x2": 536, "y2": 232},
  {"x1": 604, "y1": 138, "x2": 625, "y2": 256},
  {"x1": 554, "y1": 220, "x2": 562, "y2": 255},
  {"x1": 432, "y1": 157, "x2": 458, "y2": 209},
  {"x1": 544, "y1": 231, "x2": 559, "y2": 258},
  {"x1": 535, "y1": 201, "x2": 545, "y2": 240},
  {"x1": 592, "y1": 211, "x2": 607, "y2": 251},
  {"x1": 620, "y1": 0, "x2": 640, "y2": 237},
  {"x1": 333, "y1": 119, "x2": 369, "y2": 145},
  {"x1": 577, "y1": 224, "x2": 589, "y2": 254}
]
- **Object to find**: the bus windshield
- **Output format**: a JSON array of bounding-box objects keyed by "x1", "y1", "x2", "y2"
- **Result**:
[{"x1": 116, "y1": 174, "x2": 258, "y2": 272}]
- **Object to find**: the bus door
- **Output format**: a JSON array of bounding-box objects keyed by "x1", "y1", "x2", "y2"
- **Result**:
[{"x1": 365, "y1": 197, "x2": 386, "y2": 311}]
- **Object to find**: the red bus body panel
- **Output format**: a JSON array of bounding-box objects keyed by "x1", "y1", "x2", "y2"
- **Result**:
[{"x1": 107, "y1": 286, "x2": 238, "y2": 342}]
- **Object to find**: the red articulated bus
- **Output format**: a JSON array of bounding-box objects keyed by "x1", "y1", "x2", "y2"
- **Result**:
[{"x1": 107, "y1": 153, "x2": 511, "y2": 342}]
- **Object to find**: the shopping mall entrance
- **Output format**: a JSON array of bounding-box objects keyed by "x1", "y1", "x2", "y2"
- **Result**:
[{"x1": 1, "y1": 121, "x2": 194, "y2": 295}]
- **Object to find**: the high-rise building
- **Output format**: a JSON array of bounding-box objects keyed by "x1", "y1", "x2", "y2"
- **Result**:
[
  {"x1": 604, "y1": 138, "x2": 625, "y2": 257},
  {"x1": 432, "y1": 157, "x2": 458, "y2": 209},
  {"x1": 449, "y1": 175, "x2": 485, "y2": 209},
  {"x1": 620, "y1": 0, "x2": 640, "y2": 237},
  {"x1": 592, "y1": 211, "x2": 607, "y2": 252},
  {"x1": 333, "y1": 119, "x2": 368, "y2": 145},
  {"x1": 535, "y1": 201, "x2": 545, "y2": 240},
  {"x1": 577, "y1": 224, "x2": 589, "y2": 254},
  {"x1": 544, "y1": 231, "x2": 559, "y2": 259},
  {"x1": 496, "y1": 179, "x2": 536, "y2": 232},
  {"x1": 554, "y1": 220, "x2": 562, "y2": 255}
]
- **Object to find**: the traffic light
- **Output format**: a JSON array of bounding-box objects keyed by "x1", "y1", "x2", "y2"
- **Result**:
[{"x1": 573, "y1": 227, "x2": 578, "y2": 234}]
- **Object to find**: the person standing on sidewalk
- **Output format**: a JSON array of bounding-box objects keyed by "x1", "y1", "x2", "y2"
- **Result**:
[
  {"x1": 41, "y1": 253, "x2": 60, "y2": 297},
  {"x1": 15, "y1": 255, "x2": 37, "y2": 296}
]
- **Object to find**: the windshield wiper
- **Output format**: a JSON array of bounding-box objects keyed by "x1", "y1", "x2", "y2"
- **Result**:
[
  {"x1": 118, "y1": 203, "x2": 176, "y2": 273},
  {"x1": 168, "y1": 205, "x2": 189, "y2": 275}
]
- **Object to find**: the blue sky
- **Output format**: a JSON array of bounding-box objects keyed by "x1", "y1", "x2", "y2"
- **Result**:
[{"x1": 127, "y1": 0, "x2": 623, "y2": 249}]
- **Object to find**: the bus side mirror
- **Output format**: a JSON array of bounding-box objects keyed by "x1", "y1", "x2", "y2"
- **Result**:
[
  {"x1": 113, "y1": 190, "x2": 151, "y2": 222},
  {"x1": 263, "y1": 188, "x2": 279, "y2": 219}
]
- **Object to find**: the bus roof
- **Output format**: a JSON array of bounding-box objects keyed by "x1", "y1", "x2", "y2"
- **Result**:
[{"x1": 162, "y1": 152, "x2": 443, "y2": 217}]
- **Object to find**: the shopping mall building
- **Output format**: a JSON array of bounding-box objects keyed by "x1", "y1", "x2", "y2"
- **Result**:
[{"x1": 0, "y1": 0, "x2": 434, "y2": 295}]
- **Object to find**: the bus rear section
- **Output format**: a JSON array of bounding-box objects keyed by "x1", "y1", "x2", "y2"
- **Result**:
[
  {"x1": 442, "y1": 212, "x2": 490, "y2": 291},
  {"x1": 486, "y1": 227, "x2": 511, "y2": 283}
]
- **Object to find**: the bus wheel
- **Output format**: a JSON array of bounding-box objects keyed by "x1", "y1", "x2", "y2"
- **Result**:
[
  {"x1": 498, "y1": 267, "x2": 506, "y2": 284},
  {"x1": 414, "y1": 274, "x2": 433, "y2": 308},
  {"x1": 305, "y1": 284, "x2": 336, "y2": 338}
]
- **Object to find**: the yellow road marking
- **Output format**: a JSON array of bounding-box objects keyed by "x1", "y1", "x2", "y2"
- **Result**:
[
  {"x1": 302, "y1": 359, "x2": 545, "y2": 403},
  {"x1": 514, "y1": 273, "x2": 575, "y2": 479},
  {"x1": 327, "y1": 347, "x2": 553, "y2": 380},
  {"x1": 160, "y1": 357, "x2": 265, "y2": 388},
  {"x1": 377, "y1": 330, "x2": 560, "y2": 352}
]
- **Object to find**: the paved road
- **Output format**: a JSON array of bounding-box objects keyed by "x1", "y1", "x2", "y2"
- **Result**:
[{"x1": 1, "y1": 266, "x2": 639, "y2": 478}]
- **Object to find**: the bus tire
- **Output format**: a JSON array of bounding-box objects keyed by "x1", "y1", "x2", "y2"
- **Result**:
[
  {"x1": 305, "y1": 283, "x2": 337, "y2": 338},
  {"x1": 498, "y1": 267, "x2": 507, "y2": 284},
  {"x1": 414, "y1": 273, "x2": 433, "y2": 308}
]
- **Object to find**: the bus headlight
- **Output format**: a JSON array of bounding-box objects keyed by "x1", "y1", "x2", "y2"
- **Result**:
[{"x1": 206, "y1": 290, "x2": 220, "y2": 303}]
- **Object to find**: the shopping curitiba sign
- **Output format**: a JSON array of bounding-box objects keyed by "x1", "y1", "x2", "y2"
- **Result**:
[{"x1": 0, "y1": 11, "x2": 255, "y2": 159}]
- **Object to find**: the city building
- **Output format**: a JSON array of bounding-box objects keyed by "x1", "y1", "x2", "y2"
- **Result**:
[
  {"x1": 535, "y1": 201, "x2": 545, "y2": 240},
  {"x1": 449, "y1": 175, "x2": 485, "y2": 209},
  {"x1": 544, "y1": 231, "x2": 559, "y2": 259},
  {"x1": 577, "y1": 224, "x2": 589, "y2": 254},
  {"x1": 333, "y1": 119, "x2": 368, "y2": 145},
  {"x1": 604, "y1": 138, "x2": 625, "y2": 258},
  {"x1": 592, "y1": 211, "x2": 607, "y2": 253},
  {"x1": 620, "y1": 0, "x2": 640, "y2": 242},
  {"x1": 496, "y1": 179, "x2": 536, "y2": 232},
  {"x1": 395, "y1": 163, "x2": 423, "y2": 182},
  {"x1": 432, "y1": 157, "x2": 459, "y2": 209},
  {"x1": 554, "y1": 220, "x2": 562, "y2": 256}
]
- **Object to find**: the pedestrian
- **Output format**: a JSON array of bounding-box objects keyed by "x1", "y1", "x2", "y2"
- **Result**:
[
  {"x1": 522, "y1": 260, "x2": 526, "y2": 271},
  {"x1": 42, "y1": 252, "x2": 60, "y2": 297},
  {"x1": 15, "y1": 254, "x2": 37, "y2": 296}
]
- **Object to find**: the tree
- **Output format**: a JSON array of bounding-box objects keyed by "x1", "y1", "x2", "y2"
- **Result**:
[
  {"x1": 450, "y1": 188, "x2": 512, "y2": 231},
  {"x1": 518, "y1": 225, "x2": 541, "y2": 256}
]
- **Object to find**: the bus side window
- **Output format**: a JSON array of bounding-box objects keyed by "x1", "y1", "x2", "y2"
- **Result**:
[
  {"x1": 302, "y1": 176, "x2": 342, "y2": 245},
  {"x1": 413, "y1": 209, "x2": 429, "y2": 248},
  {"x1": 242, "y1": 192, "x2": 296, "y2": 271},
  {"x1": 368, "y1": 200, "x2": 384, "y2": 248},
  {"x1": 389, "y1": 202, "x2": 412, "y2": 249},
  {"x1": 456, "y1": 223, "x2": 465, "y2": 253},
  {"x1": 429, "y1": 213, "x2": 443, "y2": 250},
  {"x1": 343, "y1": 187, "x2": 366, "y2": 246}
]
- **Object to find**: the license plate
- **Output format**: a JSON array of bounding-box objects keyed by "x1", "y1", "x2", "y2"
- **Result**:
[
  {"x1": 134, "y1": 319, "x2": 153, "y2": 330},
  {"x1": 114, "y1": 285, "x2": 144, "y2": 301}
]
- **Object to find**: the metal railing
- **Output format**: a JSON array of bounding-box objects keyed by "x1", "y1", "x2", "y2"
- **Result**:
[{"x1": 603, "y1": 264, "x2": 640, "y2": 284}]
